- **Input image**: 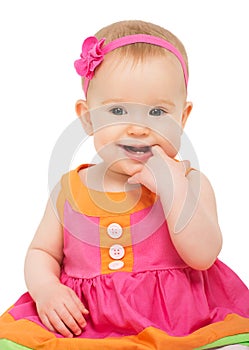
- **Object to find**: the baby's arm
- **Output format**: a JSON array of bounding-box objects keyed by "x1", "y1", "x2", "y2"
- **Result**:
[
  {"x1": 24, "y1": 196, "x2": 88, "y2": 337},
  {"x1": 128, "y1": 146, "x2": 222, "y2": 270},
  {"x1": 166, "y1": 169, "x2": 223, "y2": 270}
]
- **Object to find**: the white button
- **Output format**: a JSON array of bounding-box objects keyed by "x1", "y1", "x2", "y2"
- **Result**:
[
  {"x1": 107, "y1": 223, "x2": 123, "y2": 239},
  {"x1": 109, "y1": 244, "x2": 125, "y2": 260},
  {"x1": 108, "y1": 260, "x2": 124, "y2": 270}
]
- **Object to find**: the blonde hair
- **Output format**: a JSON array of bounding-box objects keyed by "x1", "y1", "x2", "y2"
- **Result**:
[{"x1": 94, "y1": 20, "x2": 189, "y2": 74}]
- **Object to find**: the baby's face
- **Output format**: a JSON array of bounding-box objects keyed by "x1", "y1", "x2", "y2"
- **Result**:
[{"x1": 81, "y1": 53, "x2": 192, "y2": 176}]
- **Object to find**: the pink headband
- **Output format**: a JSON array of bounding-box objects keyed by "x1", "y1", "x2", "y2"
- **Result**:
[{"x1": 74, "y1": 34, "x2": 188, "y2": 96}]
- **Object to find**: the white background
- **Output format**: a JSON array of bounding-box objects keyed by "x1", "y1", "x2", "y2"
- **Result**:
[{"x1": 0, "y1": 0, "x2": 248, "y2": 314}]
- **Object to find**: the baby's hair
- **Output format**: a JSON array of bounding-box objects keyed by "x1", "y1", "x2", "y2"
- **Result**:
[{"x1": 94, "y1": 20, "x2": 189, "y2": 74}]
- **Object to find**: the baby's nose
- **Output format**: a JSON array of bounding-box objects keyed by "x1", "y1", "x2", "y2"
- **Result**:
[{"x1": 126, "y1": 123, "x2": 150, "y2": 136}]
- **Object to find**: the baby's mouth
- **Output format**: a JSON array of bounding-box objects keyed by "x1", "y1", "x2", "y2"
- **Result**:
[
  {"x1": 122, "y1": 145, "x2": 152, "y2": 154},
  {"x1": 118, "y1": 144, "x2": 153, "y2": 162}
]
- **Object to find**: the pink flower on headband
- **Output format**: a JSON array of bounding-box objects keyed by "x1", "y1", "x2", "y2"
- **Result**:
[{"x1": 74, "y1": 36, "x2": 106, "y2": 79}]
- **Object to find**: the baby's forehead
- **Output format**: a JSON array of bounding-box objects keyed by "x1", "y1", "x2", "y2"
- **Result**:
[
  {"x1": 100, "y1": 52, "x2": 186, "y2": 92},
  {"x1": 87, "y1": 56, "x2": 186, "y2": 109},
  {"x1": 102, "y1": 49, "x2": 184, "y2": 78}
]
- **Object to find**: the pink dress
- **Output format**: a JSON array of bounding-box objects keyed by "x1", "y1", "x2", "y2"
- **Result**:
[{"x1": 0, "y1": 164, "x2": 249, "y2": 350}]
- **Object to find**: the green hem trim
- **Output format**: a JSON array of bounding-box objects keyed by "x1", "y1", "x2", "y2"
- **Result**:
[
  {"x1": 0, "y1": 339, "x2": 32, "y2": 350},
  {"x1": 1, "y1": 334, "x2": 249, "y2": 350},
  {"x1": 196, "y1": 333, "x2": 249, "y2": 349}
]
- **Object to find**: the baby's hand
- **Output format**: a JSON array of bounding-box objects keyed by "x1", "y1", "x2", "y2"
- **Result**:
[
  {"x1": 36, "y1": 282, "x2": 89, "y2": 338},
  {"x1": 128, "y1": 145, "x2": 190, "y2": 195}
]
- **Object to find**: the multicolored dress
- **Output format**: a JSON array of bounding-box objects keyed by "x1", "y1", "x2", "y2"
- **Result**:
[{"x1": 1, "y1": 164, "x2": 249, "y2": 349}]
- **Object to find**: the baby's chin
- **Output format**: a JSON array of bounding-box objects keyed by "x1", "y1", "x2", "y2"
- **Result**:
[
  {"x1": 120, "y1": 161, "x2": 145, "y2": 177},
  {"x1": 105, "y1": 161, "x2": 143, "y2": 182}
]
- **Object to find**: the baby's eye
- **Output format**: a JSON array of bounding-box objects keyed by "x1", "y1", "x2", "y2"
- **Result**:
[
  {"x1": 109, "y1": 107, "x2": 127, "y2": 116},
  {"x1": 149, "y1": 108, "x2": 167, "y2": 117}
]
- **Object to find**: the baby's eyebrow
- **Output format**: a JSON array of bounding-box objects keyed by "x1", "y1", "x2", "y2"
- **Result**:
[
  {"x1": 100, "y1": 99, "x2": 176, "y2": 107},
  {"x1": 100, "y1": 98, "x2": 131, "y2": 105},
  {"x1": 150, "y1": 99, "x2": 176, "y2": 107}
]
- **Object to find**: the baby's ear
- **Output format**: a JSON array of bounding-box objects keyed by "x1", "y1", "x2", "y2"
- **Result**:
[
  {"x1": 181, "y1": 101, "x2": 193, "y2": 128},
  {"x1": 75, "y1": 99, "x2": 93, "y2": 135}
]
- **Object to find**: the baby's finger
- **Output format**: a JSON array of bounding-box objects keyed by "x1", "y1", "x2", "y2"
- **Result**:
[
  {"x1": 57, "y1": 306, "x2": 83, "y2": 336},
  {"x1": 70, "y1": 290, "x2": 89, "y2": 316},
  {"x1": 151, "y1": 145, "x2": 166, "y2": 158},
  {"x1": 127, "y1": 174, "x2": 140, "y2": 185},
  {"x1": 49, "y1": 309, "x2": 74, "y2": 338},
  {"x1": 68, "y1": 298, "x2": 88, "y2": 329},
  {"x1": 150, "y1": 145, "x2": 174, "y2": 166},
  {"x1": 39, "y1": 313, "x2": 57, "y2": 333}
]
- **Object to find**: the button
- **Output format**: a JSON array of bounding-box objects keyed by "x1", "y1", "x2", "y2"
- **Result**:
[
  {"x1": 109, "y1": 244, "x2": 125, "y2": 260},
  {"x1": 107, "y1": 223, "x2": 123, "y2": 239},
  {"x1": 108, "y1": 260, "x2": 124, "y2": 270}
]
